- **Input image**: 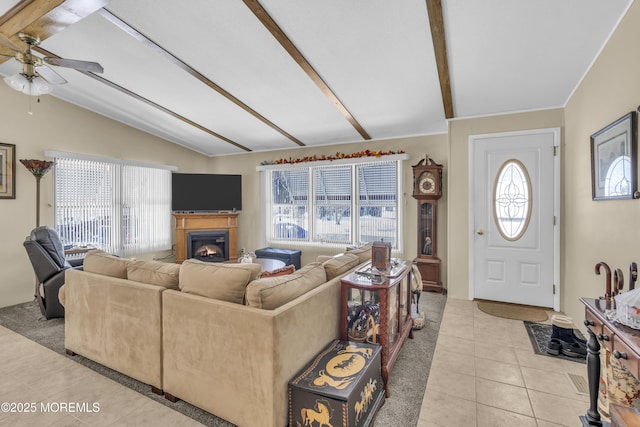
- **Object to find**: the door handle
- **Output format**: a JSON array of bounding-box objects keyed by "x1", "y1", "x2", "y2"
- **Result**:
[{"x1": 476, "y1": 229, "x2": 484, "y2": 235}]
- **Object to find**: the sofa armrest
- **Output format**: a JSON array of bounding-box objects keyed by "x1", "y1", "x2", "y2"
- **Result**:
[{"x1": 63, "y1": 269, "x2": 165, "y2": 389}]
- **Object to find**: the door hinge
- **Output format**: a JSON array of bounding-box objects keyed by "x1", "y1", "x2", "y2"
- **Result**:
[
  {"x1": 553, "y1": 215, "x2": 556, "y2": 226},
  {"x1": 553, "y1": 284, "x2": 556, "y2": 295},
  {"x1": 553, "y1": 146, "x2": 558, "y2": 156}
]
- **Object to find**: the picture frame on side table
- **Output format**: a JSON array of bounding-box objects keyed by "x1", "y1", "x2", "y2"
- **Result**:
[
  {"x1": 590, "y1": 111, "x2": 637, "y2": 200},
  {"x1": 0, "y1": 143, "x2": 16, "y2": 199}
]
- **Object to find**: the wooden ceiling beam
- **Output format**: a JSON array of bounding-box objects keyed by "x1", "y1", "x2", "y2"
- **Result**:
[
  {"x1": 0, "y1": 0, "x2": 109, "y2": 62},
  {"x1": 426, "y1": 0, "x2": 454, "y2": 119},
  {"x1": 99, "y1": 8, "x2": 305, "y2": 148},
  {"x1": 243, "y1": 0, "x2": 371, "y2": 140}
]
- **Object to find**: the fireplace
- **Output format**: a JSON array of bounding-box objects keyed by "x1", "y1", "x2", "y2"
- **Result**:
[
  {"x1": 187, "y1": 230, "x2": 229, "y2": 263},
  {"x1": 173, "y1": 212, "x2": 238, "y2": 264}
]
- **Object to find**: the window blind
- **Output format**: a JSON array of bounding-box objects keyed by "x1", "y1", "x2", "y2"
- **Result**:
[
  {"x1": 264, "y1": 158, "x2": 403, "y2": 251},
  {"x1": 54, "y1": 156, "x2": 172, "y2": 256}
]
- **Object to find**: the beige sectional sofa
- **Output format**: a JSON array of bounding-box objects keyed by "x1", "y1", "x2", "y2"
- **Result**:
[{"x1": 60, "y1": 245, "x2": 371, "y2": 427}]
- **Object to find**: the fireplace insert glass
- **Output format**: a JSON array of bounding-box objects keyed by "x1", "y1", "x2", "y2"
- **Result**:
[{"x1": 187, "y1": 230, "x2": 229, "y2": 262}]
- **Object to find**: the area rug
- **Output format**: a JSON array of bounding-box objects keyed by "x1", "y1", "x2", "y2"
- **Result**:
[
  {"x1": 0, "y1": 293, "x2": 446, "y2": 426},
  {"x1": 524, "y1": 321, "x2": 586, "y2": 364},
  {"x1": 477, "y1": 300, "x2": 549, "y2": 322}
]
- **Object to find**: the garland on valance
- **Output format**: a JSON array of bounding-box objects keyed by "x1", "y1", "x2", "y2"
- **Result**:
[{"x1": 260, "y1": 149, "x2": 405, "y2": 165}]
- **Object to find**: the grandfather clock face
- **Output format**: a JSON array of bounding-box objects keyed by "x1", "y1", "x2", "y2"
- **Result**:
[
  {"x1": 413, "y1": 165, "x2": 441, "y2": 199},
  {"x1": 418, "y1": 171, "x2": 436, "y2": 195}
]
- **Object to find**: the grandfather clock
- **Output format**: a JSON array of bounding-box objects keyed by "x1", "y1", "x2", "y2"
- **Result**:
[{"x1": 412, "y1": 156, "x2": 443, "y2": 293}]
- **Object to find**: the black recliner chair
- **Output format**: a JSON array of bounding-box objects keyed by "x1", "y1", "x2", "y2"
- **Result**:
[{"x1": 23, "y1": 226, "x2": 83, "y2": 319}]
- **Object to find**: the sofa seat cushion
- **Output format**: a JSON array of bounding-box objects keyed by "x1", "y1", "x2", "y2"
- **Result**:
[
  {"x1": 127, "y1": 260, "x2": 180, "y2": 289},
  {"x1": 179, "y1": 259, "x2": 262, "y2": 304},
  {"x1": 346, "y1": 242, "x2": 373, "y2": 264},
  {"x1": 322, "y1": 253, "x2": 360, "y2": 281},
  {"x1": 83, "y1": 250, "x2": 132, "y2": 279},
  {"x1": 245, "y1": 262, "x2": 327, "y2": 309}
]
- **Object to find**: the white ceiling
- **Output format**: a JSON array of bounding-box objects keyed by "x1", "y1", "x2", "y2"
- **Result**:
[{"x1": 0, "y1": 0, "x2": 633, "y2": 156}]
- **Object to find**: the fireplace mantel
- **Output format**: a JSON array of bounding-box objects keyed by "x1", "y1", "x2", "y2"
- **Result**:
[{"x1": 173, "y1": 212, "x2": 239, "y2": 264}]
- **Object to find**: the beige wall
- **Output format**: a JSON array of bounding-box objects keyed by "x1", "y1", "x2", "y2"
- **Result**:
[
  {"x1": 0, "y1": 77, "x2": 449, "y2": 309},
  {"x1": 447, "y1": 0, "x2": 640, "y2": 324},
  {"x1": 562, "y1": 1, "x2": 640, "y2": 323},
  {"x1": 208, "y1": 134, "x2": 449, "y2": 283},
  {"x1": 447, "y1": 109, "x2": 565, "y2": 302},
  {"x1": 4, "y1": 1, "x2": 638, "y2": 322},
  {"x1": 0, "y1": 83, "x2": 208, "y2": 308}
]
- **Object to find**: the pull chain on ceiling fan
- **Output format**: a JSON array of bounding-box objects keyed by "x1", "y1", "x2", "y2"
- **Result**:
[{"x1": 0, "y1": 32, "x2": 104, "y2": 97}]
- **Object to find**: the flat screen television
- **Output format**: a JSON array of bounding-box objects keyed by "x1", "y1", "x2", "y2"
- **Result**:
[{"x1": 171, "y1": 173, "x2": 242, "y2": 212}]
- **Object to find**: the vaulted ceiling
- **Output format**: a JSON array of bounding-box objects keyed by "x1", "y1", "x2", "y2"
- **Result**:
[{"x1": 0, "y1": 0, "x2": 633, "y2": 156}]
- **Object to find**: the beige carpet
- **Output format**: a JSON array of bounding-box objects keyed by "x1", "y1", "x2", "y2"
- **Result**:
[{"x1": 477, "y1": 300, "x2": 549, "y2": 322}]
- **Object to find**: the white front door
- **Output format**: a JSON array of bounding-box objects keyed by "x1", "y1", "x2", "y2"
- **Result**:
[{"x1": 470, "y1": 128, "x2": 559, "y2": 309}]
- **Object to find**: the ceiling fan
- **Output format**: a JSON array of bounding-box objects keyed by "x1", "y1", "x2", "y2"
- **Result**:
[{"x1": 0, "y1": 32, "x2": 103, "y2": 96}]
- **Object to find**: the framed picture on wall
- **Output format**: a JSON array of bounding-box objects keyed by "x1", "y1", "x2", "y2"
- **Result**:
[
  {"x1": 0, "y1": 143, "x2": 16, "y2": 199},
  {"x1": 590, "y1": 111, "x2": 637, "y2": 200}
]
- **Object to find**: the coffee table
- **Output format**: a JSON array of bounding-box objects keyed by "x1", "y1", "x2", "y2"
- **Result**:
[{"x1": 252, "y1": 257, "x2": 286, "y2": 271}]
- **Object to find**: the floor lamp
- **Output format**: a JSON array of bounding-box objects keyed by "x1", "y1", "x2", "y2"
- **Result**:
[{"x1": 20, "y1": 159, "x2": 55, "y2": 228}]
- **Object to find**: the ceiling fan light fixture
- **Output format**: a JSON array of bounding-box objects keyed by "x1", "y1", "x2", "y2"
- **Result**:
[
  {"x1": 25, "y1": 76, "x2": 53, "y2": 96},
  {"x1": 4, "y1": 73, "x2": 28, "y2": 91},
  {"x1": 4, "y1": 73, "x2": 53, "y2": 96}
]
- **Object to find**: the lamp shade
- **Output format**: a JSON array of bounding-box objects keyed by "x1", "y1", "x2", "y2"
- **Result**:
[
  {"x1": 26, "y1": 77, "x2": 53, "y2": 96},
  {"x1": 4, "y1": 74, "x2": 53, "y2": 96},
  {"x1": 20, "y1": 159, "x2": 55, "y2": 177},
  {"x1": 4, "y1": 74, "x2": 28, "y2": 92}
]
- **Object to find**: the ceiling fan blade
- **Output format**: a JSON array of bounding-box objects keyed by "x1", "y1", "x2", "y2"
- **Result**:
[
  {"x1": 36, "y1": 65, "x2": 67, "y2": 85},
  {"x1": 0, "y1": 33, "x2": 22, "y2": 53},
  {"x1": 43, "y1": 57, "x2": 103, "y2": 73}
]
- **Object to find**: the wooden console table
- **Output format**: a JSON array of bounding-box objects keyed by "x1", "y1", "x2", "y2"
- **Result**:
[{"x1": 580, "y1": 297, "x2": 640, "y2": 426}]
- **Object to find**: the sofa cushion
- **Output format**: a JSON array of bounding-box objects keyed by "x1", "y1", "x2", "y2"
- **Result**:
[
  {"x1": 259, "y1": 264, "x2": 295, "y2": 278},
  {"x1": 179, "y1": 259, "x2": 262, "y2": 304},
  {"x1": 346, "y1": 242, "x2": 373, "y2": 264},
  {"x1": 127, "y1": 260, "x2": 180, "y2": 289},
  {"x1": 83, "y1": 250, "x2": 132, "y2": 279},
  {"x1": 322, "y1": 253, "x2": 360, "y2": 281},
  {"x1": 245, "y1": 262, "x2": 327, "y2": 309}
]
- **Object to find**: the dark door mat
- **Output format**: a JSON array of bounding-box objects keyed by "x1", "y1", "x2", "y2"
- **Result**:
[{"x1": 523, "y1": 321, "x2": 586, "y2": 364}]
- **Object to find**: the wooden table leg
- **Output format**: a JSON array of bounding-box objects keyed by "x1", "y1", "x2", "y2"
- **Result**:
[
  {"x1": 382, "y1": 365, "x2": 390, "y2": 398},
  {"x1": 581, "y1": 321, "x2": 604, "y2": 427}
]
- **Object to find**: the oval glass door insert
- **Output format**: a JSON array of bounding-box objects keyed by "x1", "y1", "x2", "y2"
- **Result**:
[{"x1": 493, "y1": 160, "x2": 532, "y2": 241}]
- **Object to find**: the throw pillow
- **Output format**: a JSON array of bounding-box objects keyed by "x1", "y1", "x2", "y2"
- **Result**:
[
  {"x1": 260, "y1": 264, "x2": 295, "y2": 278},
  {"x1": 245, "y1": 262, "x2": 327, "y2": 309},
  {"x1": 83, "y1": 250, "x2": 132, "y2": 279},
  {"x1": 346, "y1": 242, "x2": 373, "y2": 264},
  {"x1": 127, "y1": 260, "x2": 180, "y2": 289},
  {"x1": 179, "y1": 259, "x2": 262, "y2": 304},
  {"x1": 323, "y1": 253, "x2": 360, "y2": 281}
]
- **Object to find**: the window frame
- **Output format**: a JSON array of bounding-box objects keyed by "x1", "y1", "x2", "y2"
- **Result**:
[
  {"x1": 46, "y1": 150, "x2": 177, "y2": 256},
  {"x1": 258, "y1": 154, "x2": 408, "y2": 251}
]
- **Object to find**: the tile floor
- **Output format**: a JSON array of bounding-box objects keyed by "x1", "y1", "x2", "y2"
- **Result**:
[
  {"x1": 418, "y1": 298, "x2": 590, "y2": 427},
  {"x1": 0, "y1": 297, "x2": 590, "y2": 426}
]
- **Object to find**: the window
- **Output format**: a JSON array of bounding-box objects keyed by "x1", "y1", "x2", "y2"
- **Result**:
[
  {"x1": 262, "y1": 156, "x2": 405, "y2": 250},
  {"x1": 51, "y1": 153, "x2": 173, "y2": 256},
  {"x1": 493, "y1": 159, "x2": 531, "y2": 241}
]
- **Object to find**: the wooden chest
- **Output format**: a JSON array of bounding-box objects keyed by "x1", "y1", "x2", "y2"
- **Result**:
[{"x1": 288, "y1": 340, "x2": 384, "y2": 427}]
